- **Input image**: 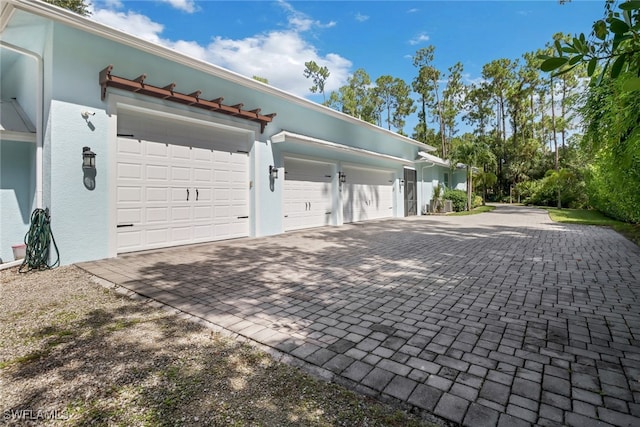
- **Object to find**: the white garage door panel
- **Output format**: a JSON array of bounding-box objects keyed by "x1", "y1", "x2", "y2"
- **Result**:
[
  {"x1": 284, "y1": 158, "x2": 334, "y2": 231},
  {"x1": 172, "y1": 166, "x2": 191, "y2": 182},
  {"x1": 116, "y1": 137, "x2": 249, "y2": 253},
  {"x1": 119, "y1": 163, "x2": 142, "y2": 179},
  {"x1": 146, "y1": 207, "x2": 167, "y2": 223},
  {"x1": 117, "y1": 187, "x2": 141, "y2": 202},
  {"x1": 343, "y1": 167, "x2": 394, "y2": 223},
  {"x1": 146, "y1": 165, "x2": 167, "y2": 180}
]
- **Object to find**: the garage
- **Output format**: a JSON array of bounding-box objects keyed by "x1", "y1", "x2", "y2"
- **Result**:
[
  {"x1": 342, "y1": 166, "x2": 394, "y2": 223},
  {"x1": 115, "y1": 111, "x2": 250, "y2": 253},
  {"x1": 283, "y1": 158, "x2": 335, "y2": 231}
]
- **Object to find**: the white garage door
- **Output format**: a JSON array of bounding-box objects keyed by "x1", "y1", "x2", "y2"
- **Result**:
[
  {"x1": 116, "y1": 137, "x2": 249, "y2": 253},
  {"x1": 342, "y1": 166, "x2": 394, "y2": 223},
  {"x1": 283, "y1": 158, "x2": 334, "y2": 231}
]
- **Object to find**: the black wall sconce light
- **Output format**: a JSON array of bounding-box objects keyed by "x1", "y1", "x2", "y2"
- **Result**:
[
  {"x1": 82, "y1": 146, "x2": 97, "y2": 190},
  {"x1": 83, "y1": 146, "x2": 96, "y2": 169},
  {"x1": 338, "y1": 171, "x2": 346, "y2": 184},
  {"x1": 269, "y1": 165, "x2": 278, "y2": 179},
  {"x1": 268, "y1": 165, "x2": 278, "y2": 192}
]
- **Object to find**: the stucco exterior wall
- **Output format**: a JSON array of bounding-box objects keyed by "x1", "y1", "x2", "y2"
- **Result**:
[
  {"x1": 1, "y1": 4, "x2": 460, "y2": 266},
  {"x1": 47, "y1": 100, "x2": 109, "y2": 264},
  {"x1": 0, "y1": 140, "x2": 35, "y2": 262}
]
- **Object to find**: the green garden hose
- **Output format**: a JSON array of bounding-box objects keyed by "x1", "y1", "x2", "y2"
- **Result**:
[{"x1": 19, "y1": 208, "x2": 60, "y2": 273}]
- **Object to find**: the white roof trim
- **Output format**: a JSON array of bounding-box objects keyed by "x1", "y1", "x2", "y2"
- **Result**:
[
  {"x1": 0, "y1": 129, "x2": 36, "y2": 143},
  {"x1": 5, "y1": 0, "x2": 435, "y2": 151},
  {"x1": 272, "y1": 131, "x2": 414, "y2": 165},
  {"x1": 417, "y1": 151, "x2": 450, "y2": 167}
]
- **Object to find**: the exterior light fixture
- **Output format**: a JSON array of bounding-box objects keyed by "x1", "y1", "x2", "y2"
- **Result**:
[
  {"x1": 338, "y1": 171, "x2": 346, "y2": 183},
  {"x1": 82, "y1": 146, "x2": 97, "y2": 191},
  {"x1": 269, "y1": 165, "x2": 278, "y2": 179},
  {"x1": 82, "y1": 146, "x2": 96, "y2": 169}
]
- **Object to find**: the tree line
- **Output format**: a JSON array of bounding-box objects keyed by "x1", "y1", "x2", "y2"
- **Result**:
[
  {"x1": 304, "y1": 1, "x2": 639, "y2": 223},
  {"x1": 304, "y1": 37, "x2": 582, "y2": 209}
]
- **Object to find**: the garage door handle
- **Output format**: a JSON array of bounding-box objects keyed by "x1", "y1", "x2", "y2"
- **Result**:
[
  {"x1": 325, "y1": 211, "x2": 331, "y2": 215},
  {"x1": 186, "y1": 188, "x2": 190, "y2": 201},
  {"x1": 237, "y1": 216, "x2": 249, "y2": 219},
  {"x1": 196, "y1": 188, "x2": 199, "y2": 201},
  {"x1": 117, "y1": 224, "x2": 133, "y2": 228}
]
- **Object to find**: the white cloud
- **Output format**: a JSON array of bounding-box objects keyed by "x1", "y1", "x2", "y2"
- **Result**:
[
  {"x1": 159, "y1": 0, "x2": 198, "y2": 13},
  {"x1": 102, "y1": 0, "x2": 123, "y2": 8},
  {"x1": 90, "y1": 1, "x2": 351, "y2": 97},
  {"x1": 407, "y1": 8, "x2": 419, "y2": 14},
  {"x1": 277, "y1": 0, "x2": 335, "y2": 31},
  {"x1": 355, "y1": 12, "x2": 369, "y2": 22},
  {"x1": 204, "y1": 32, "x2": 351, "y2": 95},
  {"x1": 409, "y1": 32, "x2": 430, "y2": 45},
  {"x1": 463, "y1": 73, "x2": 487, "y2": 87},
  {"x1": 92, "y1": 8, "x2": 165, "y2": 44}
]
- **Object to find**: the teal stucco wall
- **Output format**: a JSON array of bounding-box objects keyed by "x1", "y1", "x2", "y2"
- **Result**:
[{"x1": 0, "y1": 140, "x2": 35, "y2": 262}]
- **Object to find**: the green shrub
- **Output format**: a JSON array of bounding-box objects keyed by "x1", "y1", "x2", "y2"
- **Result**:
[
  {"x1": 518, "y1": 169, "x2": 588, "y2": 209},
  {"x1": 443, "y1": 189, "x2": 467, "y2": 212},
  {"x1": 472, "y1": 195, "x2": 483, "y2": 209}
]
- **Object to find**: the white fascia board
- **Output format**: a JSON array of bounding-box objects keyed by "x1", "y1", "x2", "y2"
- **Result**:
[
  {"x1": 1, "y1": 130, "x2": 37, "y2": 143},
  {"x1": 0, "y1": 2, "x2": 16, "y2": 32},
  {"x1": 272, "y1": 131, "x2": 414, "y2": 165},
  {"x1": 417, "y1": 151, "x2": 450, "y2": 167},
  {"x1": 5, "y1": 0, "x2": 434, "y2": 152}
]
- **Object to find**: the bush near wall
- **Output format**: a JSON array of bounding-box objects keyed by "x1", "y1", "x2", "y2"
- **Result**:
[{"x1": 443, "y1": 189, "x2": 467, "y2": 212}]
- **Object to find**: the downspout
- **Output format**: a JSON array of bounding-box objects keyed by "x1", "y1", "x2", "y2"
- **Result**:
[{"x1": 0, "y1": 41, "x2": 43, "y2": 209}]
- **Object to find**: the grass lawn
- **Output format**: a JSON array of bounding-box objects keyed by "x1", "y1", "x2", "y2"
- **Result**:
[
  {"x1": 448, "y1": 205, "x2": 496, "y2": 216},
  {"x1": 543, "y1": 207, "x2": 640, "y2": 246}
]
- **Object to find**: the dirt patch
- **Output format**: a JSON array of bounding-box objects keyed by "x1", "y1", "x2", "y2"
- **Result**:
[{"x1": 1, "y1": 266, "x2": 434, "y2": 426}]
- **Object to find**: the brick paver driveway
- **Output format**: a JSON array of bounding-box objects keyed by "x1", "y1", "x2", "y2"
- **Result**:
[{"x1": 79, "y1": 205, "x2": 640, "y2": 426}]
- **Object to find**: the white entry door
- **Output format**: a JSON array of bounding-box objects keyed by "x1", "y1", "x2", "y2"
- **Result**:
[
  {"x1": 342, "y1": 166, "x2": 394, "y2": 223},
  {"x1": 116, "y1": 137, "x2": 249, "y2": 253},
  {"x1": 283, "y1": 158, "x2": 334, "y2": 231}
]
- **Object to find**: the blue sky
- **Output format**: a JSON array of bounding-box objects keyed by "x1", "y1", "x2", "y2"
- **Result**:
[{"x1": 90, "y1": 0, "x2": 605, "y2": 132}]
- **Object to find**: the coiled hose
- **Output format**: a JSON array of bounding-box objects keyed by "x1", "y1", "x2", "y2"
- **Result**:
[{"x1": 19, "y1": 208, "x2": 60, "y2": 273}]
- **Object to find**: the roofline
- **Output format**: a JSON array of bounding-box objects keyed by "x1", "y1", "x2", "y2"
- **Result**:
[
  {"x1": 4, "y1": 0, "x2": 435, "y2": 151},
  {"x1": 272, "y1": 130, "x2": 414, "y2": 165}
]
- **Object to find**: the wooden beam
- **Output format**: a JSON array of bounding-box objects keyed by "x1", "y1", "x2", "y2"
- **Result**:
[{"x1": 99, "y1": 65, "x2": 276, "y2": 132}]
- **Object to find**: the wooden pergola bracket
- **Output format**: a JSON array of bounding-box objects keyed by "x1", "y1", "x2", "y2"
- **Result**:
[{"x1": 99, "y1": 65, "x2": 276, "y2": 132}]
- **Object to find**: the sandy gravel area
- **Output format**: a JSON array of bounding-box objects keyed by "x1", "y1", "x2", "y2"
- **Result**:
[{"x1": 1, "y1": 266, "x2": 435, "y2": 426}]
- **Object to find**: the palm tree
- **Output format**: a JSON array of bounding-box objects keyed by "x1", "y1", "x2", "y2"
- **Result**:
[{"x1": 450, "y1": 135, "x2": 496, "y2": 210}]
